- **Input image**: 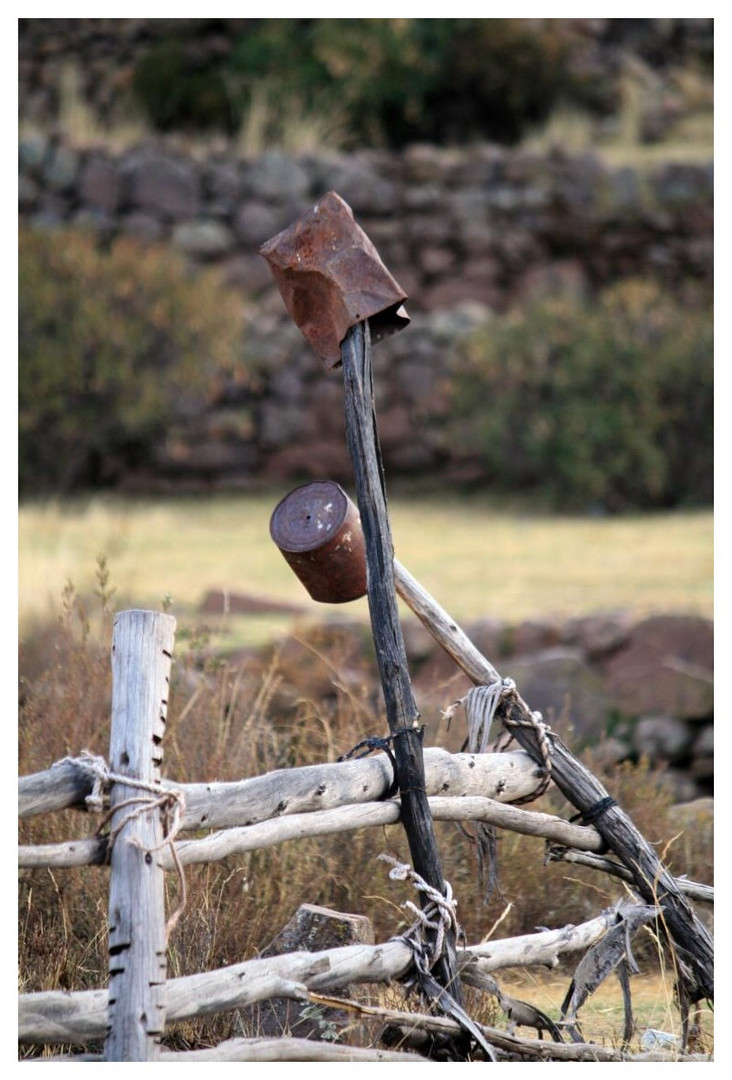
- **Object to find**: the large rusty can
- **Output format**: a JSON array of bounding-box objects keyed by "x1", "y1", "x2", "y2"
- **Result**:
[
  {"x1": 259, "y1": 191, "x2": 409, "y2": 368},
  {"x1": 269, "y1": 481, "x2": 368, "y2": 603}
]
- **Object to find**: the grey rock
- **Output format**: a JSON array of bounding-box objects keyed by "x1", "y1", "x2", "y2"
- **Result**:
[
  {"x1": 119, "y1": 211, "x2": 164, "y2": 243},
  {"x1": 666, "y1": 796, "x2": 713, "y2": 831},
  {"x1": 79, "y1": 155, "x2": 121, "y2": 213},
  {"x1": 403, "y1": 182, "x2": 444, "y2": 212},
  {"x1": 322, "y1": 163, "x2": 400, "y2": 216},
  {"x1": 202, "y1": 159, "x2": 242, "y2": 206},
  {"x1": 602, "y1": 615, "x2": 713, "y2": 720},
  {"x1": 233, "y1": 200, "x2": 283, "y2": 246},
  {"x1": 244, "y1": 904, "x2": 373, "y2": 1041},
  {"x1": 171, "y1": 220, "x2": 235, "y2": 258},
  {"x1": 502, "y1": 647, "x2": 612, "y2": 742},
  {"x1": 692, "y1": 723, "x2": 713, "y2": 757},
  {"x1": 126, "y1": 151, "x2": 200, "y2": 220},
  {"x1": 561, "y1": 613, "x2": 633, "y2": 659},
  {"x1": 658, "y1": 768, "x2": 702, "y2": 804},
  {"x1": 632, "y1": 715, "x2": 692, "y2": 765},
  {"x1": 591, "y1": 736, "x2": 632, "y2": 769},
  {"x1": 244, "y1": 151, "x2": 311, "y2": 202},
  {"x1": 18, "y1": 174, "x2": 40, "y2": 211},
  {"x1": 19, "y1": 132, "x2": 50, "y2": 171},
  {"x1": 44, "y1": 144, "x2": 79, "y2": 192}
]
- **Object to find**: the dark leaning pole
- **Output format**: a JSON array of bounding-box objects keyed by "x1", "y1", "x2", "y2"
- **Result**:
[{"x1": 261, "y1": 193, "x2": 477, "y2": 1057}]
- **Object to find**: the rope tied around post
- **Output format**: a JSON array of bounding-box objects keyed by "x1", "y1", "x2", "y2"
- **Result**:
[
  {"x1": 497, "y1": 681, "x2": 555, "y2": 801},
  {"x1": 443, "y1": 677, "x2": 554, "y2": 801},
  {"x1": 380, "y1": 854, "x2": 497, "y2": 1060},
  {"x1": 381, "y1": 853, "x2": 461, "y2": 968},
  {"x1": 63, "y1": 750, "x2": 187, "y2": 937},
  {"x1": 338, "y1": 725, "x2": 425, "y2": 799}
]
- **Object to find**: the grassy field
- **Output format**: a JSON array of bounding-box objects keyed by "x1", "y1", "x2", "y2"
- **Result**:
[{"x1": 19, "y1": 493, "x2": 713, "y2": 646}]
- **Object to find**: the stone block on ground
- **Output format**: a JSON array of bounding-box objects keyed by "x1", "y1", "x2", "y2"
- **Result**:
[{"x1": 243, "y1": 905, "x2": 374, "y2": 1041}]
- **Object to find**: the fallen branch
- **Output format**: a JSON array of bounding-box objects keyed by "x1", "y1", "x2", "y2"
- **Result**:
[{"x1": 305, "y1": 991, "x2": 705, "y2": 1063}]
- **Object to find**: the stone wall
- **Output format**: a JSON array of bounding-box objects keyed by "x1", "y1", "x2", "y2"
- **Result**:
[{"x1": 19, "y1": 137, "x2": 713, "y2": 490}]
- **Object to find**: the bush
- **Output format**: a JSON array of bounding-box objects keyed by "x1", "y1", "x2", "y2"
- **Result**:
[
  {"x1": 18, "y1": 228, "x2": 246, "y2": 494},
  {"x1": 131, "y1": 19, "x2": 618, "y2": 149},
  {"x1": 446, "y1": 280, "x2": 713, "y2": 511}
]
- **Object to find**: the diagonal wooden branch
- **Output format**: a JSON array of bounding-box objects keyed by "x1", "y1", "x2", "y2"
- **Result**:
[
  {"x1": 391, "y1": 560, "x2": 714, "y2": 1004},
  {"x1": 545, "y1": 846, "x2": 714, "y2": 904}
]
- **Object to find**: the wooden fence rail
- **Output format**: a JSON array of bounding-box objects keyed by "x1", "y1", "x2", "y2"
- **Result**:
[{"x1": 18, "y1": 609, "x2": 713, "y2": 1063}]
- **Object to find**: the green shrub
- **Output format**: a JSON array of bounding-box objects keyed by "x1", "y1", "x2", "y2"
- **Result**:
[
  {"x1": 132, "y1": 37, "x2": 240, "y2": 134},
  {"x1": 131, "y1": 19, "x2": 618, "y2": 149},
  {"x1": 18, "y1": 228, "x2": 245, "y2": 494},
  {"x1": 446, "y1": 281, "x2": 713, "y2": 511}
]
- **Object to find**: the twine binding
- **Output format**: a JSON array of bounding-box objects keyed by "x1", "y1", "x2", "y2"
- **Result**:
[{"x1": 63, "y1": 751, "x2": 186, "y2": 937}]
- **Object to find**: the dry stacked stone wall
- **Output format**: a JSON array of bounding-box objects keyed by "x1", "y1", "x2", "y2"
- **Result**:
[{"x1": 19, "y1": 137, "x2": 713, "y2": 491}]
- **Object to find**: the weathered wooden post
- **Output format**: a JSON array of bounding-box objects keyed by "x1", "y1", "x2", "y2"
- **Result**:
[{"x1": 104, "y1": 609, "x2": 176, "y2": 1061}]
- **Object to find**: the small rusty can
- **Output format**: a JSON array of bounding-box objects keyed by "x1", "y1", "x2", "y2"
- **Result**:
[{"x1": 269, "y1": 481, "x2": 368, "y2": 604}]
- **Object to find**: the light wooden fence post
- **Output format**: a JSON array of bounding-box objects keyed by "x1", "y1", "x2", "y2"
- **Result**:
[{"x1": 104, "y1": 609, "x2": 176, "y2": 1062}]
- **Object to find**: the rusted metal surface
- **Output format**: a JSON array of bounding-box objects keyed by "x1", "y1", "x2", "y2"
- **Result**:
[
  {"x1": 259, "y1": 191, "x2": 409, "y2": 368},
  {"x1": 269, "y1": 480, "x2": 367, "y2": 603}
]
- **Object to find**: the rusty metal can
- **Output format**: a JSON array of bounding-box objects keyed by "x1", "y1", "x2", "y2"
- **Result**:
[
  {"x1": 269, "y1": 481, "x2": 367, "y2": 604},
  {"x1": 259, "y1": 191, "x2": 409, "y2": 368}
]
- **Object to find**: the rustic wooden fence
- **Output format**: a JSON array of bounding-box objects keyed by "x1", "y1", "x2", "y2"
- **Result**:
[{"x1": 18, "y1": 604, "x2": 713, "y2": 1062}]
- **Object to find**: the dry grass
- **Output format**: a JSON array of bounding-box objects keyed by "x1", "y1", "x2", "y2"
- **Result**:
[
  {"x1": 19, "y1": 573, "x2": 714, "y2": 1057},
  {"x1": 18, "y1": 492, "x2": 713, "y2": 1057},
  {"x1": 497, "y1": 968, "x2": 713, "y2": 1053}
]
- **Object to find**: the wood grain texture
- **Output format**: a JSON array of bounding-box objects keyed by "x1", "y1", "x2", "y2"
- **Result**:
[
  {"x1": 104, "y1": 610, "x2": 176, "y2": 1061},
  {"x1": 341, "y1": 320, "x2": 463, "y2": 1014}
]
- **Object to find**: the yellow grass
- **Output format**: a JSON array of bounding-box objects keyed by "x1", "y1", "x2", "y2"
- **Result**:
[
  {"x1": 497, "y1": 968, "x2": 713, "y2": 1054},
  {"x1": 18, "y1": 493, "x2": 712, "y2": 649}
]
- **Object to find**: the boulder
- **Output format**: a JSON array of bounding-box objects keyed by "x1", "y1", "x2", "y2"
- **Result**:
[
  {"x1": 631, "y1": 715, "x2": 692, "y2": 765},
  {"x1": 125, "y1": 151, "x2": 200, "y2": 220},
  {"x1": 79, "y1": 155, "x2": 121, "y2": 213},
  {"x1": 501, "y1": 647, "x2": 612, "y2": 743},
  {"x1": 601, "y1": 615, "x2": 713, "y2": 719},
  {"x1": 243, "y1": 905, "x2": 374, "y2": 1040},
  {"x1": 172, "y1": 220, "x2": 235, "y2": 259}
]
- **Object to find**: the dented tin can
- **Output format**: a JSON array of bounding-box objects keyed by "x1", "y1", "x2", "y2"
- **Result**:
[
  {"x1": 269, "y1": 480, "x2": 368, "y2": 603},
  {"x1": 259, "y1": 191, "x2": 409, "y2": 368}
]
